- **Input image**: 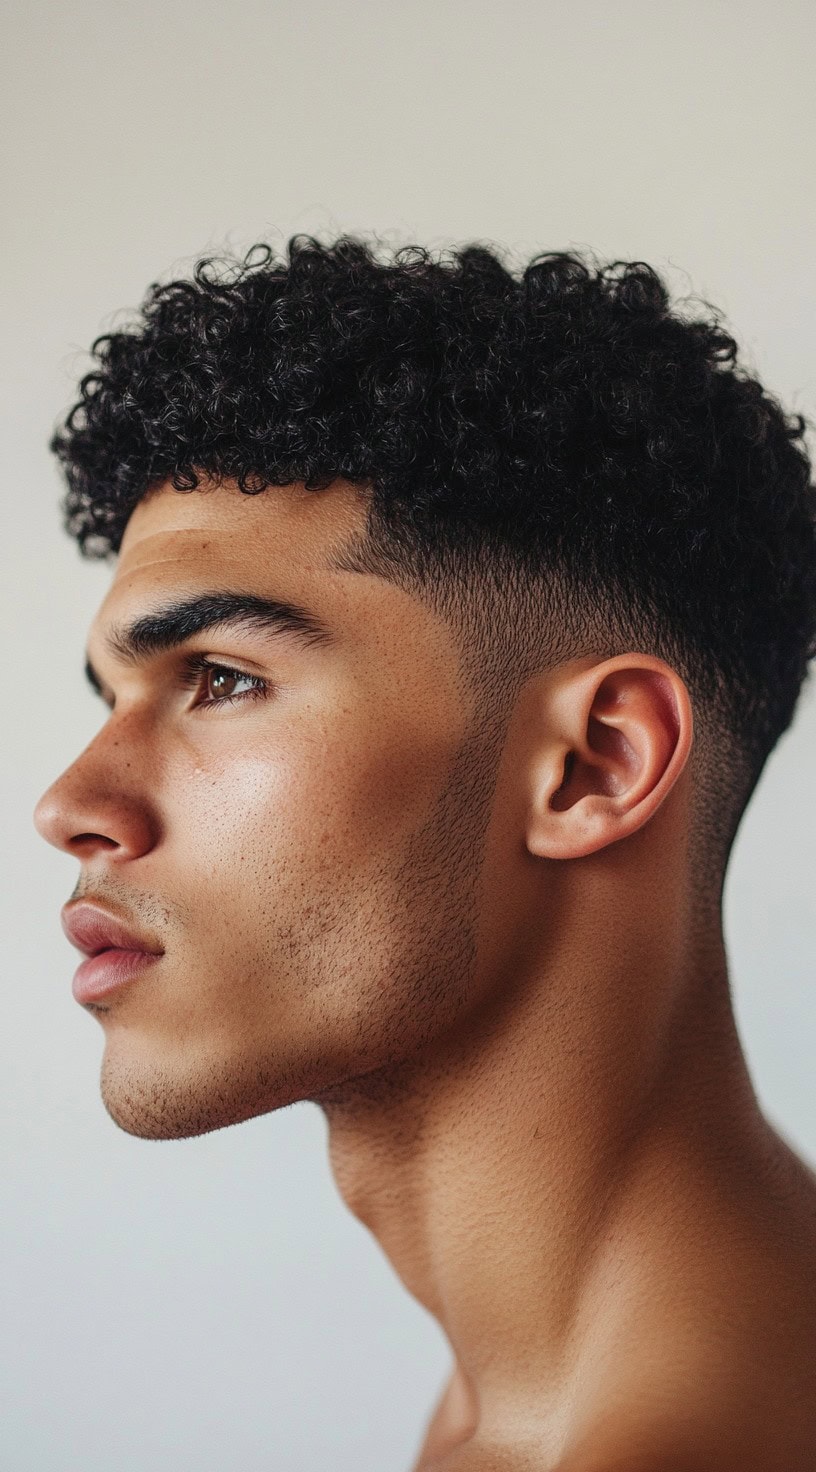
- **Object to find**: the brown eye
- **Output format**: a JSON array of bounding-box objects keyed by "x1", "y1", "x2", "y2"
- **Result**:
[
  {"x1": 207, "y1": 667, "x2": 239, "y2": 700},
  {"x1": 193, "y1": 661, "x2": 268, "y2": 707}
]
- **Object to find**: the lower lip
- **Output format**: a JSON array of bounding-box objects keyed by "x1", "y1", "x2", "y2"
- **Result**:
[{"x1": 72, "y1": 949, "x2": 161, "y2": 1004}]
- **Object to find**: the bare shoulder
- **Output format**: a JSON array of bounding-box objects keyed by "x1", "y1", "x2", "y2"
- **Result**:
[
  {"x1": 427, "y1": 1402, "x2": 816, "y2": 1472},
  {"x1": 557, "y1": 1446, "x2": 815, "y2": 1472},
  {"x1": 416, "y1": 1444, "x2": 709, "y2": 1472},
  {"x1": 414, "y1": 1428, "x2": 710, "y2": 1472},
  {"x1": 554, "y1": 1413, "x2": 816, "y2": 1472}
]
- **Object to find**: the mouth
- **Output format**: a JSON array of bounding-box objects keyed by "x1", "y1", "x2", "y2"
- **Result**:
[
  {"x1": 60, "y1": 901, "x2": 164, "y2": 961},
  {"x1": 60, "y1": 901, "x2": 165, "y2": 1009}
]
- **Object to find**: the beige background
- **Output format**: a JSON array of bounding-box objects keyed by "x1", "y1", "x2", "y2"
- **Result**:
[{"x1": 2, "y1": 2, "x2": 815, "y2": 1468}]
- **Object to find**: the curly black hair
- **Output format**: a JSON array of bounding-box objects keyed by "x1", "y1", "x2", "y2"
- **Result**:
[{"x1": 50, "y1": 234, "x2": 816, "y2": 897}]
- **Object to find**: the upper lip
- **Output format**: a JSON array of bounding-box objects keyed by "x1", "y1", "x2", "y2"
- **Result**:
[{"x1": 60, "y1": 903, "x2": 164, "y2": 960}]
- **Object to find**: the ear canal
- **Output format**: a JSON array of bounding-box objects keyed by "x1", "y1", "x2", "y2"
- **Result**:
[{"x1": 553, "y1": 750, "x2": 575, "y2": 800}]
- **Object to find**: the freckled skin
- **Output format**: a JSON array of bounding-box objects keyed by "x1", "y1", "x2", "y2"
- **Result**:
[{"x1": 34, "y1": 477, "x2": 816, "y2": 1471}]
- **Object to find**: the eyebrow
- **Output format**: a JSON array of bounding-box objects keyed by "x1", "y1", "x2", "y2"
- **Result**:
[{"x1": 84, "y1": 590, "x2": 334, "y2": 700}]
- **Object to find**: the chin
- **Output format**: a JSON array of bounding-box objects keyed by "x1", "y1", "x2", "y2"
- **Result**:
[{"x1": 97, "y1": 1048, "x2": 302, "y2": 1142}]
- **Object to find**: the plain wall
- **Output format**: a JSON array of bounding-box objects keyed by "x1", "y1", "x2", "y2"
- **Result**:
[{"x1": 2, "y1": 3, "x2": 814, "y2": 1468}]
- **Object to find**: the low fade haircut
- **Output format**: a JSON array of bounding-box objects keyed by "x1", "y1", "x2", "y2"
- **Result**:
[{"x1": 50, "y1": 235, "x2": 816, "y2": 914}]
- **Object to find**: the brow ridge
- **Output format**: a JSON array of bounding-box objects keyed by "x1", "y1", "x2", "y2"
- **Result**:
[{"x1": 84, "y1": 590, "x2": 332, "y2": 698}]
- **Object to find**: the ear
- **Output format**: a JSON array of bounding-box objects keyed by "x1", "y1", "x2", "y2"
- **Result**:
[{"x1": 524, "y1": 654, "x2": 694, "y2": 861}]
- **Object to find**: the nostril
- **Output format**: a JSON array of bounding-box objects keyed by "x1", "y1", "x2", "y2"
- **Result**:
[
  {"x1": 32, "y1": 783, "x2": 158, "y2": 861},
  {"x1": 69, "y1": 836, "x2": 119, "y2": 859}
]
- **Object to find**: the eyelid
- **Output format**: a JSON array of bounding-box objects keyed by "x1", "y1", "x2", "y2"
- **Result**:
[
  {"x1": 91, "y1": 653, "x2": 271, "y2": 711},
  {"x1": 178, "y1": 652, "x2": 252, "y2": 686},
  {"x1": 178, "y1": 653, "x2": 270, "y2": 707}
]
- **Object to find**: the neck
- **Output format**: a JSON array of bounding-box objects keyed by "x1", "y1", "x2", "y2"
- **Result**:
[{"x1": 316, "y1": 893, "x2": 770, "y2": 1449}]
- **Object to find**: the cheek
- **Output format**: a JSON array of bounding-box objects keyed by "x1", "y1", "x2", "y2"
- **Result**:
[
  {"x1": 161, "y1": 726, "x2": 426, "y2": 884},
  {"x1": 162, "y1": 756, "x2": 323, "y2": 894}
]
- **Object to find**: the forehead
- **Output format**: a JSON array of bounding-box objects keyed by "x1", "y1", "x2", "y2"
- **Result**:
[
  {"x1": 116, "y1": 475, "x2": 368, "y2": 585},
  {"x1": 93, "y1": 475, "x2": 369, "y2": 637},
  {"x1": 89, "y1": 477, "x2": 469, "y2": 700}
]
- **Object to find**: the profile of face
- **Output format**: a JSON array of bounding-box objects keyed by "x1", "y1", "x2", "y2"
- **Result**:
[{"x1": 34, "y1": 478, "x2": 528, "y2": 1140}]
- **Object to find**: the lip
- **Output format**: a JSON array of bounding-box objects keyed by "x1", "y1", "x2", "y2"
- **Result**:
[{"x1": 61, "y1": 902, "x2": 164, "y2": 1006}]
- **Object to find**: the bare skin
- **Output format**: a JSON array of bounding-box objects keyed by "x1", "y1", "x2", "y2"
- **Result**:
[{"x1": 34, "y1": 476, "x2": 816, "y2": 1470}]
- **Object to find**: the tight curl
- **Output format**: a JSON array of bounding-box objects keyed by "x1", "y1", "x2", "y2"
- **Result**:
[{"x1": 50, "y1": 235, "x2": 816, "y2": 862}]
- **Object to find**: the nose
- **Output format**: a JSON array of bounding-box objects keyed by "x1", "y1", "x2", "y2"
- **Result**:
[{"x1": 33, "y1": 746, "x2": 157, "y2": 862}]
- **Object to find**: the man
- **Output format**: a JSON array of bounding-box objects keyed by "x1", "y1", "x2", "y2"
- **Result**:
[{"x1": 34, "y1": 236, "x2": 816, "y2": 1470}]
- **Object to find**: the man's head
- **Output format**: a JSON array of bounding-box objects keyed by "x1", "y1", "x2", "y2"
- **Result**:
[{"x1": 34, "y1": 236, "x2": 816, "y2": 1139}]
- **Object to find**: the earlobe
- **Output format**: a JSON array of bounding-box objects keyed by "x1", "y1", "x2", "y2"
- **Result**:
[{"x1": 526, "y1": 656, "x2": 693, "y2": 862}]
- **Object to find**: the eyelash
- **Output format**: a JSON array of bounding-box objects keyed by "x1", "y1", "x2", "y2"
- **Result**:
[{"x1": 178, "y1": 654, "x2": 271, "y2": 710}]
